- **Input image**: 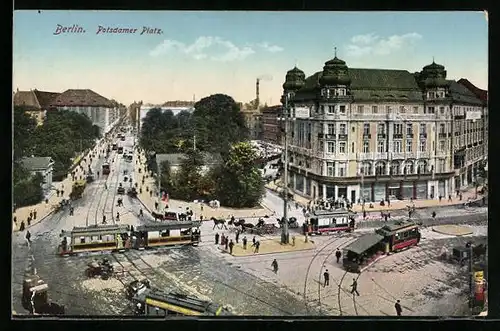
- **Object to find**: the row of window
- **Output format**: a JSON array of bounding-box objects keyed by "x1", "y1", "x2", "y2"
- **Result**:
[
  {"x1": 319, "y1": 104, "x2": 453, "y2": 115},
  {"x1": 324, "y1": 159, "x2": 446, "y2": 177},
  {"x1": 467, "y1": 146, "x2": 484, "y2": 162},
  {"x1": 320, "y1": 139, "x2": 431, "y2": 154},
  {"x1": 323, "y1": 122, "x2": 450, "y2": 136}
]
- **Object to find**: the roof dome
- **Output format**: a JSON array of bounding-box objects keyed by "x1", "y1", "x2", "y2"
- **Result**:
[
  {"x1": 419, "y1": 61, "x2": 447, "y2": 88},
  {"x1": 320, "y1": 56, "x2": 351, "y2": 86},
  {"x1": 283, "y1": 66, "x2": 306, "y2": 91}
]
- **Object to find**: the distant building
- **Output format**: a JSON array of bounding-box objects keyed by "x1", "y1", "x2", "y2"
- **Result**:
[
  {"x1": 13, "y1": 89, "x2": 60, "y2": 125},
  {"x1": 50, "y1": 89, "x2": 120, "y2": 134},
  {"x1": 261, "y1": 105, "x2": 283, "y2": 145},
  {"x1": 155, "y1": 152, "x2": 222, "y2": 175},
  {"x1": 21, "y1": 156, "x2": 55, "y2": 196},
  {"x1": 239, "y1": 102, "x2": 263, "y2": 140}
]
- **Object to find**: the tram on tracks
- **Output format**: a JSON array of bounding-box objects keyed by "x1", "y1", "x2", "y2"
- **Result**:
[
  {"x1": 342, "y1": 220, "x2": 421, "y2": 273},
  {"x1": 304, "y1": 208, "x2": 356, "y2": 235},
  {"x1": 102, "y1": 162, "x2": 111, "y2": 175},
  {"x1": 131, "y1": 288, "x2": 231, "y2": 316},
  {"x1": 58, "y1": 221, "x2": 201, "y2": 256}
]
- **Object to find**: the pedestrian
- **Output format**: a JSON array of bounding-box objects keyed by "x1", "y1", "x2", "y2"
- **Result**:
[
  {"x1": 439, "y1": 195, "x2": 442, "y2": 202},
  {"x1": 20, "y1": 221, "x2": 25, "y2": 231},
  {"x1": 271, "y1": 259, "x2": 278, "y2": 274},
  {"x1": 116, "y1": 212, "x2": 120, "y2": 221},
  {"x1": 350, "y1": 278, "x2": 360, "y2": 296},
  {"x1": 395, "y1": 300, "x2": 402, "y2": 316},
  {"x1": 29, "y1": 211, "x2": 33, "y2": 220},
  {"x1": 155, "y1": 201, "x2": 159, "y2": 210},
  {"x1": 323, "y1": 269, "x2": 330, "y2": 287},
  {"x1": 235, "y1": 230, "x2": 240, "y2": 244},
  {"x1": 215, "y1": 233, "x2": 220, "y2": 245},
  {"x1": 387, "y1": 199, "x2": 391, "y2": 207},
  {"x1": 252, "y1": 236, "x2": 256, "y2": 245},
  {"x1": 56, "y1": 189, "x2": 60, "y2": 197},
  {"x1": 139, "y1": 209, "x2": 143, "y2": 217},
  {"x1": 252, "y1": 240, "x2": 260, "y2": 253},
  {"x1": 228, "y1": 240, "x2": 234, "y2": 255},
  {"x1": 335, "y1": 248, "x2": 342, "y2": 263},
  {"x1": 26, "y1": 230, "x2": 31, "y2": 244},
  {"x1": 363, "y1": 210, "x2": 367, "y2": 219},
  {"x1": 27, "y1": 217, "x2": 31, "y2": 226},
  {"x1": 459, "y1": 193, "x2": 463, "y2": 201},
  {"x1": 242, "y1": 236, "x2": 247, "y2": 250},
  {"x1": 102, "y1": 215, "x2": 107, "y2": 224},
  {"x1": 448, "y1": 195, "x2": 452, "y2": 202},
  {"x1": 384, "y1": 214, "x2": 388, "y2": 222},
  {"x1": 70, "y1": 207, "x2": 74, "y2": 216},
  {"x1": 33, "y1": 210, "x2": 37, "y2": 220},
  {"x1": 431, "y1": 211, "x2": 436, "y2": 218},
  {"x1": 225, "y1": 238, "x2": 229, "y2": 251},
  {"x1": 292, "y1": 235, "x2": 296, "y2": 246},
  {"x1": 61, "y1": 190, "x2": 64, "y2": 197},
  {"x1": 45, "y1": 198, "x2": 49, "y2": 204}
]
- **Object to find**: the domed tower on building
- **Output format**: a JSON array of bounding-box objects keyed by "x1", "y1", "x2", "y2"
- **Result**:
[
  {"x1": 417, "y1": 60, "x2": 450, "y2": 103},
  {"x1": 282, "y1": 66, "x2": 306, "y2": 103},
  {"x1": 318, "y1": 48, "x2": 353, "y2": 100}
]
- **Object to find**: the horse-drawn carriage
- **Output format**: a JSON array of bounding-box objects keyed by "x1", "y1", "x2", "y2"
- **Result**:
[
  {"x1": 53, "y1": 199, "x2": 70, "y2": 213},
  {"x1": 252, "y1": 223, "x2": 278, "y2": 235},
  {"x1": 70, "y1": 180, "x2": 86, "y2": 200},
  {"x1": 221, "y1": 217, "x2": 278, "y2": 235},
  {"x1": 127, "y1": 187, "x2": 138, "y2": 198},
  {"x1": 277, "y1": 217, "x2": 299, "y2": 228}
]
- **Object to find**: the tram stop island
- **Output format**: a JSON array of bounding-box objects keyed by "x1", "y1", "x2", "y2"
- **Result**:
[{"x1": 229, "y1": 235, "x2": 315, "y2": 257}]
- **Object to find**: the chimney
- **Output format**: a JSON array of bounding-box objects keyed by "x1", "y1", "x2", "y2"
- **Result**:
[{"x1": 256, "y1": 78, "x2": 260, "y2": 109}]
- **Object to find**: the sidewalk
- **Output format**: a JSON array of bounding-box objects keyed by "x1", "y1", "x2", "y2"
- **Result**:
[
  {"x1": 227, "y1": 236, "x2": 315, "y2": 257},
  {"x1": 265, "y1": 180, "x2": 486, "y2": 213},
  {"x1": 132, "y1": 150, "x2": 272, "y2": 220},
  {"x1": 12, "y1": 144, "x2": 102, "y2": 232}
]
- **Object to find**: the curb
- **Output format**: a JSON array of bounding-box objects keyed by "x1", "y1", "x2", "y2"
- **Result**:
[
  {"x1": 217, "y1": 244, "x2": 315, "y2": 257},
  {"x1": 12, "y1": 207, "x2": 56, "y2": 233}
]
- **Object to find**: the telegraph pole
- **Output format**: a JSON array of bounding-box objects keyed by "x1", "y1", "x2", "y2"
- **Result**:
[{"x1": 281, "y1": 93, "x2": 290, "y2": 245}]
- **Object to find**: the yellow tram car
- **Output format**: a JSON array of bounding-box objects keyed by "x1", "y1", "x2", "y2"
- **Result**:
[
  {"x1": 134, "y1": 221, "x2": 201, "y2": 249},
  {"x1": 59, "y1": 224, "x2": 130, "y2": 256}
]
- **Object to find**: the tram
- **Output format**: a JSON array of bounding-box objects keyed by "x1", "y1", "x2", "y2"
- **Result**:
[
  {"x1": 132, "y1": 289, "x2": 231, "y2": 316},
  {"x1": 58, "y1": 221, "x2": 201, "y2": 256},
  {"x1": 342, "y1": 220, "x2": 421, "y2": 273},
  {"x1": 305, "y1": 209, "x2": 356, "y2": 235},
  {"x1": 102, "y1": 162, "x2": 110, "y2": 175},
  {"x1": 135, "y1": 221, "x2": 201, "y2": 248}
]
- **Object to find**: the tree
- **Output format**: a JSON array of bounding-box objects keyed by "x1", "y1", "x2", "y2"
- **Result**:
[
  {"x1": 14, "y1": 107, "x2": 37, "y2": 160},
  {"x1": 174, "y1": 149, "x2": 205, "y2": 201},
  {"x1": 211, "y1": 142, "x2": 265, "y2": 208},
  {"x1": 13, "y1": 170, "x2": 44, "y2": 208},
  {"x1": 192, "y1": 94, "x2": 248, "y2": 154}
]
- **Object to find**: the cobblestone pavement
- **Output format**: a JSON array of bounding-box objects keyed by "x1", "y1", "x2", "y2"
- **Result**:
[
  {"x1": 11, "y1": 133, "x2": 316, "y2": 316},
  {"x1": 212, "y1": 224, "x2": 487, "y2": 316}
]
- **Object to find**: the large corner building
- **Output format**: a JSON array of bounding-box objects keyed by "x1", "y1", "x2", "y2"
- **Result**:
[{"x1": 281, "y1": 55, "x2": 487, "y2": 203}]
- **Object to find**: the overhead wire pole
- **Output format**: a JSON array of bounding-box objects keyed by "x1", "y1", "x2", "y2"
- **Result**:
[{"x1": 281, "y1": 93, "x2": 291, "y2": 245}]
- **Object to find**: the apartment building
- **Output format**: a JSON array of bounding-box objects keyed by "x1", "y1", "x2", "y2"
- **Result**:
[{"x1": 281, "y1": 56, "x2": 487, "y2": 203}]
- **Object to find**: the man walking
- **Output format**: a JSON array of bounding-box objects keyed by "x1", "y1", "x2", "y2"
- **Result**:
[
  {"x1": 252, "y1": 240, "x2": 260, "y2": 253},
  {"x1": 235, "y1": 230, "x2": 240, "y2": 244},
  {"x1": 323, "y1": 269, "x2": 330, "y2": 287},
  {"x1": 242, "y1": 236, "x2": 247, "y2": 250},
  {"x1": 350, "y1": 278, "x2": 360, "y2": 296},
  {"x1": 271, "y1": 259, "x2": 278, "y2": 274},
  {"x1": 228, "y1": 240, "x2": 234, "y2": 255},
  {"x1": 215, "y1": 233, "x2": 220, "y2": 245},
  {"x1": 395, "y1": 300, "x2": 402, "y2": 316},
  {"x1": 335, "y1": 249, "x2": 342, "y2": 263}
]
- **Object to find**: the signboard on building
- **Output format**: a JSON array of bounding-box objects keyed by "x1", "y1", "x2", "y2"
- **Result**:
[
  {"x1": 294, "y1": 107, "x2": 310, "y2": 119},
  {"x1": 466, "y1": 111, "x2": 482, "y2": 121}
]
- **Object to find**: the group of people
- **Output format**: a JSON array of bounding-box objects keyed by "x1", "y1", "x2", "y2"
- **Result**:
[{"x1": 214, "y1": 230, "x2": 261, "y2": 255}]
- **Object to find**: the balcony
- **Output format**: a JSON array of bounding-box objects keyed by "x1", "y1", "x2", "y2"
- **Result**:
[
  {"x1": 417, "y1": 151, "x2": 430, "y2": 159},
  {"x1": 438, "y1": 133, "x2": 447, "y2": 139},
  {"x1": 338, "y1": 134, "x2": 348, "y2": 140},
  {"x1": 406, "y1": 133, "x2": 414, "y2": 139},
  {"x1": 363, "y1": 133, "x2": 372, "y2": 139},
  {"x1": 374, "y1": 152, "x2": 388, "y2": 159},
  {"x1": 377, "y1": 133, "x2": 386, "y2": 139},
  {"x1": 393, "y1": 134, "x2": 403, "y2": 139},
  {"x1": 358, "y1": 152, "x2": 374, "y2": 160},
  {"x1": 325, "y1": 134, "x2": 336, "y2": 139},
  {"x1": 391, "y1": 152, "x2": 406, "y2": 159},
  {"x1": 419, "y1": 133, "x2": 427, "y2": 139}
]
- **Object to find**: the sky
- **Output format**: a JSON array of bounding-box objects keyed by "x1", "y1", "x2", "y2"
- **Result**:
[{"x1": 13, "y1": 11, "x2": 488, "y2": 106}]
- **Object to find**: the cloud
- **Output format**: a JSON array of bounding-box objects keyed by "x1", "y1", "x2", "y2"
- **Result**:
[
  {"x1": 150, "y1": 36, "x2": 256, "y2": 62},
  {"x1": 345, "y1": 32, "x2": 422, "y2": 57},
  {"x1": 256, "y1": 42, "x2": 284, "y2": 53}
]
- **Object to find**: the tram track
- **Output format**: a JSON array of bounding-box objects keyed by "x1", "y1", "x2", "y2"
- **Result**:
[
  {"x1": 302, "y1": 233, "x2": 358, "y2": 315},
  {"x1": 84, "y1": 154, "x2": 113, "y2": 227}
]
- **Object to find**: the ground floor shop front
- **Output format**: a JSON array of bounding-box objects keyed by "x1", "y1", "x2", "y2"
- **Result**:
[{"x1": 289, "y1": 172, "x2": 453, "y2": 203}]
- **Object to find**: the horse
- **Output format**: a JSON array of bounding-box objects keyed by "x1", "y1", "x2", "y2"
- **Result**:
[{"x1": 211, "y1": 217, "x2": 227, "y2": 230}]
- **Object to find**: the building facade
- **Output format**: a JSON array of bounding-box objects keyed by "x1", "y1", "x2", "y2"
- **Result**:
[
  {"x1": 240, "y1": 105, "x2": 263, "y2": 140},
  {"x1": 261, "y1": 105, "x2": 283, "y2": 145},
  {"x1": 50, "y1": 89, "x2": 119, "y2": 134},
  {"x1": 281, "y1": 56, "x2": 487, "y2": 203},
  {"x1": 13, "y1": 89, "x2": 60, "y2": 125}
]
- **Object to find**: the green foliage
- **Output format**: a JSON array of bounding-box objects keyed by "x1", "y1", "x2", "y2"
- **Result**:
[
  {"x1": 212, "y1": 142, "x2": 265, "y2": 208},
  {"x1": 13, "y1": 170, "x2": 44, "y2": 208},
  {"x1": 13, "y1": 108, "x2": 37, "y2": 160}
]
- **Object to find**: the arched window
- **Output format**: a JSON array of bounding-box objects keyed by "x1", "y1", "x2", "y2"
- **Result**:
[
  {"x1": 375, "y1": 162, "x2": 386, "y2": 176},
  {"x1": 404, "y1": 161, "x2": 414, "y2": 175},
  {"x1": 362, "y1": 162, "x2": 372, "y2": 176},
  {"x1": 390, "y1": 161, "x2": 400, "y2": 175}
]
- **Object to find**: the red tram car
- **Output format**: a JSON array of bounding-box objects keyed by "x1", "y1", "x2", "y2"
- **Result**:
[{"x1": 342, "y1": 220, "x2": 421, "y2": 273}]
